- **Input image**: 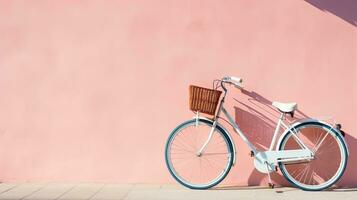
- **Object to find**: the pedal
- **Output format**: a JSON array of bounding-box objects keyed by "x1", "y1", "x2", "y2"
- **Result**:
[{"x1": 268, "y1": 183, "x2": 275, "y2": 189}]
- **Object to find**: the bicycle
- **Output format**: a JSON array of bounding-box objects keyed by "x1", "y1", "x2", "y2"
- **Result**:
[{"x1": 165, "y1": 76, "x2": 349, "y2": 191}]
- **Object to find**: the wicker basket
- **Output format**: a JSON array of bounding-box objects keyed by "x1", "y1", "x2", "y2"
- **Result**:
[{"x1": 189, "y1": 85, "x2": 222, "y2": 115}]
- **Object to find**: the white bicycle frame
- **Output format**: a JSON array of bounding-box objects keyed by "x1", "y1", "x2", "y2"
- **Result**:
[{"x1": 196, "y1": 81, "x2": 318, "y2": 174}]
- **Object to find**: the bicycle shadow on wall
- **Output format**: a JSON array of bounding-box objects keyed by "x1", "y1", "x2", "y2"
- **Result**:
[
  {"x1": 217, "y1": 89, "x2": 357, "y2": 190},
  {"x1": 305, "y1": 0, "x2": 357, "y2": 27}
]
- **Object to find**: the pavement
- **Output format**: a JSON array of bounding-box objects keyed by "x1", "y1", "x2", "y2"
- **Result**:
[{"x1": 0, "y1": 183, "x2": 356, "y2": 200}]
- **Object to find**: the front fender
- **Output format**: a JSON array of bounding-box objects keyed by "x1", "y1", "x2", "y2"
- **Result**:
[{"x1": 276, "y1": 119, "x2": 349, "y2": 156}]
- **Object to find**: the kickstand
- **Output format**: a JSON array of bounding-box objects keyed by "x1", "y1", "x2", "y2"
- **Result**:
[{"x1": 265, "y1": 161, "x2": 275, "y2": 189}]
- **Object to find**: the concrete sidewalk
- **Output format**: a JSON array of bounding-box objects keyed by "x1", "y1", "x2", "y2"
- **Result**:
[{"x1": 0, "y1": 183, "x2": 355, "y2": 200}]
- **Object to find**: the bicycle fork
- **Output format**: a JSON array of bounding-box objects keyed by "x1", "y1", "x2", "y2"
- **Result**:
[{"x1": 196, "y1": 120, "x2": 218, "y2": 156}]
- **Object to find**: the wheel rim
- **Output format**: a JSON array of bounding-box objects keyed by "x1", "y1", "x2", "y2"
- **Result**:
[
  {"x1": 166, "y1": 121, "x2": 232, "y2": 188},
  {"x1": 280, "y1": 124, "x2": 347, "y2": 190}
]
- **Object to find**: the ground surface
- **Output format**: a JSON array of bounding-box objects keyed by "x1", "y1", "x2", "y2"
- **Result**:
[{"x1": 0, "y1": 183, "x2": 355, "y2": 200}]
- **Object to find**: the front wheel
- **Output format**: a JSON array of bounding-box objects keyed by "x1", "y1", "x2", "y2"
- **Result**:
[
  {"x1": 165, "y1": 119, "x2": 234, "y2": 189},
  {"x1": 278, "y1": 121, "x2": 348, "y2": 191}
]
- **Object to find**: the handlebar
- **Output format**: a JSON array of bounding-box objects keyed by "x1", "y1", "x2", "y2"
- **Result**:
[{"x1": 222, "y1": 76, "x2": 243, "y2": 89}]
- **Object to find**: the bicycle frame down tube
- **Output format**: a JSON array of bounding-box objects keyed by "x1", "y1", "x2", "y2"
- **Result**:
[{"x1": 221, "y1": 106, "x2": 258, "y2": 155}]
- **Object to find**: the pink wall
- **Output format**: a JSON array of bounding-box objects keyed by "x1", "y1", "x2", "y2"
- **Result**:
[{"x1": 0, "y1": 0, "x2": 356, "y2": 187}]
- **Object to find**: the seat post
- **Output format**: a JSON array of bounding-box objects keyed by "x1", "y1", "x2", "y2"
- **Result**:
[
  {"x1": 280, "y1": 112, "x2": 285, "y2": 120},
  {"x1": 269, "y1": 112, "x2": 285, "y2": 151}
]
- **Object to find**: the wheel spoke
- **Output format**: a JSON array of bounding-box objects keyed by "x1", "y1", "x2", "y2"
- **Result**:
[{"x1": 312, "y1": 131, "x2": 329, "y2": 153}]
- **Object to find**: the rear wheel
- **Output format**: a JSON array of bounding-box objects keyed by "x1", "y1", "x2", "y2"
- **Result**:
[
  {"x1": 165, "y1": 119, "x2": 234, "y2": 189},
  {"x1": 278, "y1": 122, "x2": 348, "y2": 191}
]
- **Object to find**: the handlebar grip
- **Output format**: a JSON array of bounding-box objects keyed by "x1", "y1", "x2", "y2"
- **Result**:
[
  {"x1": 230, "y1": 76, "x2": 243, "y2": 84},
  {"x1": 223, "y1": 76, "x2": 243, "y2": 88}
]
